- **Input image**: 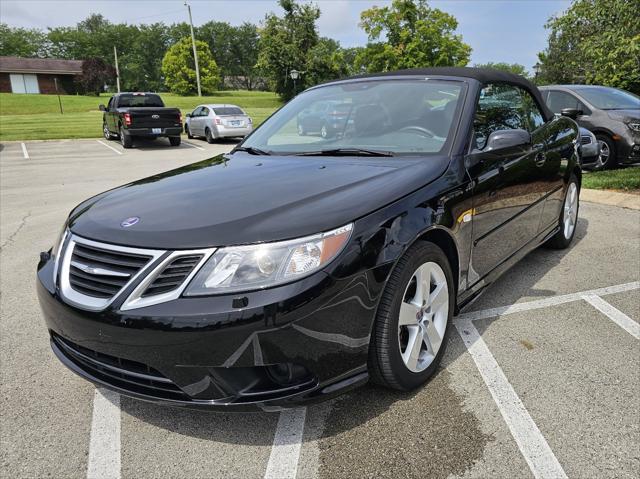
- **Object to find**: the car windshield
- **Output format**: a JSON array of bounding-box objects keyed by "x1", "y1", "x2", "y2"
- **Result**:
[
  {"x1": 118, "y1": 94, "x2": 164, "y2": 108},
  {"x1": 214, "y1": 107, "x2": 245, "y2": 116},
  {"x1": 241, "y1": 79, "x2": 464, "y2": 156},
  {"x1": 574, "y1": 87, "x2": 640, "y2": 110}
]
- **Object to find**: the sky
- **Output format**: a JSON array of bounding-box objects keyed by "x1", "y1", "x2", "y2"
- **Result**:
[{"x1": 1, "y1": 0, "x2": 573, "y2": 72}]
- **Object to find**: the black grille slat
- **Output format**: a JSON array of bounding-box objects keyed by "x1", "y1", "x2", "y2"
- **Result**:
[
  {"x1": 581, "y1": 136, "x2": 592, "y2": 145},
  {"x1": 141, "y1": 254, "x2": 203, "y2": 298},
  {"x1": 52, "y1": 334, "x2": 187, "y2": 400},
  {"x1": 68, "y1": 241, "x2": 152, "y2": 300}
]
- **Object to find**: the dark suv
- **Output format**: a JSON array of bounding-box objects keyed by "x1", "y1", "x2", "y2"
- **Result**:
[{"x1": 539, "y1": 85, "x2": 640, "y2": 169}]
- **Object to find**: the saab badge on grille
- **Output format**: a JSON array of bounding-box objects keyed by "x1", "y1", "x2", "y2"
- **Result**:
[
  {"x1": 151, "y1": 114, "x2": 160, "y2": 119},
  {"x1": 121, "y1": 216, "x2": 140, "y2": 228}
]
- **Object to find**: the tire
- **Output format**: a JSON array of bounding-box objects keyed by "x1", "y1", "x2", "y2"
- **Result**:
[
  {"x1": 545, "y1": 175, "x2": 580, "y2": 249},
  {"x1": 205, "y1": 128, "x2": 215, "y2": 144},
  {"x1": 595, "y1": 134, "x2": 617, "y2": 170},
  {"x1": 169, "y1": 136, "x2": 181, "y2": 147},
  {"x1": 185, "y1": 125, "x2": 194, "y2": 139},
  {"x1": 103, "y1": 122, "x2": 112, "y2": 140},
  {"x1": 320, "y1": 124, "x2": 330, "y2": 139},
  {"x1": 368, "y1": 241, "x2": 454, "y2": 391},
  {"x1": 297, "y1": 123, "x2": 306, "y2": 136},
  {"x1": 119, "y1": 126, "x2": 133, "y2": 149}
]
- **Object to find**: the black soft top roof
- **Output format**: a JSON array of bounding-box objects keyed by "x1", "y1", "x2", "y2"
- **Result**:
[{"x1": 335, "y1": 67, "x2": 554, "y2": 121}]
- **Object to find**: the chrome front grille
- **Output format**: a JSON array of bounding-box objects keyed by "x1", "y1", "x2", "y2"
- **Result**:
[
  {"x1": 58, "y1": 234, "x2": 214, "y2": 312},
  {"x1": 69, "y1": 243, "x2": 152, "y2": 298}
]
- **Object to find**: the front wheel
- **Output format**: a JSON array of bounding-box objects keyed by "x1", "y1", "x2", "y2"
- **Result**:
[
  {"x1": 595, "y1": 135, "x2": 617, "y2": 170},
  {"x1": 169, "y1": 136, "x2": 181, "y2": 147},
  {"x1": 546, "y1": 176, "x2": 580, "y2": 249},
  {"x1": 368, "y1": 241, "x2": 454, "y2": 391}
]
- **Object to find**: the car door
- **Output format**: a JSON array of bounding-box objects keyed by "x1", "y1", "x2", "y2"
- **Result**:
[
  {"x1": 190, "y1": 107, "x2": 203, "y2": 135},
  {"x1": 106, "y1": 96, "x2": 116, "y2": 132},
  {"x1": 200, "y1": 107, "x2": 211, "y2": 135},
  {"x1": 545, "y1": 90, "x2": 592, "y2": 126},
  {"x1": 466, "y1": 83, "x2": 549, "y2": 283}
]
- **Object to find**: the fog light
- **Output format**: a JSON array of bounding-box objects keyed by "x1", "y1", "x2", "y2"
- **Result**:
[{"x1": 267, "y1": 363, "x2": 310, "y2": 387}]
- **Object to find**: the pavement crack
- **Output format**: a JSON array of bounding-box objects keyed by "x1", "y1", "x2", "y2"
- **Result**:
[{"x1": 0, "y1": 211, "x2": 31, "y2": 252}]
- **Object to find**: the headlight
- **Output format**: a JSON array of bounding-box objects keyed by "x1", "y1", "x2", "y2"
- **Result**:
[
  {"x1": 51, "y1": 225, "x2": 69, "y2": 287},
  {"x1": 184, "y1": 224, "x2": 353, "y2": 296},
  {"x1": 627, "y1": 122, "x2": 640, "y2": 132}
]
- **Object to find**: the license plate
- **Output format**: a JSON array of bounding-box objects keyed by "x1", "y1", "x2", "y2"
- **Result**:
[
  {"x1": 152, "y1": 128, "x2": 162, "y2": 134},
  {"x1": 230, "y1": 121, "x2": 241, "y2": 127}
]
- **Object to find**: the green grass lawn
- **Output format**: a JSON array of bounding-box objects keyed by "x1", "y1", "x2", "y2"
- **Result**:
[
  {"x1": 0, "y1": 91, "x2": 282, "y2": 141},
  {"x1": 582, "y1": 167, "x2": 640, "y2": 192}
]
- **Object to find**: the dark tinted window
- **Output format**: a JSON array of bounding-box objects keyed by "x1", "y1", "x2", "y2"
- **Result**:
[
  {"x1": 546, "y1": 91, "x2": 581, "y2": 114},
  {"x1": 107, "y1": 97, "x2": 113, "y2": 110},
  {"x1": 474, "y1": 83, "x2": 528, "y2": 149},
  {"x1": 117, "y1": 94, "x2": 164, "y2": 108},
  {"x1": 213, "y1": 107, "x2": 244, "y2": 116},
  {"x1": 520, "y1": 89, "x2": 545, "y2": 130}
]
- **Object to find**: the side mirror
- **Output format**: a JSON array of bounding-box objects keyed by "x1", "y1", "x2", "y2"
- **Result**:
[
  {"x1": 185, "y1": 113, "x2": 192, "y2": 118},
  {"x1": 560, "y1": 108, "x2": 582, "y2": 119},
  {"x1": 484, "y1": 128, "x2": 531, "y2": 152},
  {"x1": 99, "y1": 104, "x2": 106, "y2": 112}
]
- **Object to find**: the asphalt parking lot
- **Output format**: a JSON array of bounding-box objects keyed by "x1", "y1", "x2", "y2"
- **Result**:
[{"x1": 1, "y1": 138, "x2": 639, "y2": 479}]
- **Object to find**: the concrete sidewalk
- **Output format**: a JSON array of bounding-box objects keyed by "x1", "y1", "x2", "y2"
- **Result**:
[{"x1": 581, "y1": 188, "x2": 640, "y2": 210}]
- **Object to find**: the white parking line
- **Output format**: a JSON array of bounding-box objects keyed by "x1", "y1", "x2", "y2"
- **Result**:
[
  {"x1": 454, "y1": 316, "x2": 568, "y2": 479},
  {"x1": 182, "y1": 140, "x2": 205, "y2": 151},
  {"x1": 460, "y1": 281, "x2": 640, "y2": 321},
  {"x1": 87, "y1": 388, "x2": 121, "y2": 479},
  {"x1": 21, "y1": 142, "x2": 29, "y2": 159},
  {"x1": 582, "y1": 294, "x2": 640, "y2": 340},
  {"x1": 264, "y1": 408, "x2": 307, "y2": 479},
  {"x1": 96, "y1": 140, "x2": 123, "y2": 155}
]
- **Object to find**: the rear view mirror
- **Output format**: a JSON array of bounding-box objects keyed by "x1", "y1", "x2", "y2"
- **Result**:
[
  {"x1": 561, "y1": 108, "x2": 582, "y2": 119},
  {"x1": 98, "y1": 104, "x2": 106, "y2": 112},
  {"x1": 484, "y1": 129, "x2": 531, "y2": 152}
]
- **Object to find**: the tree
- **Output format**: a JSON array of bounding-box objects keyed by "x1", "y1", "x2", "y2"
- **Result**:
[
  {"x1": 0, "y1": 23, "x2": 49, "y2": 57},
  {"x1": 474, "y1": 62, "x2": 530, "y2": 78},
  {"x1": 356, "y1": 0, "x2": 471, "y2": 73},
  {"x1": 257, "y1": 0, "x2": 320, "y2": 100},
  {"x1": 162, "y1": 37, "x2": 220, "y2": 95},
  {"x1": 76, "y1": 57, "x2": 116, "y2": 95},
  {"x1": 537, "y1": 0, "x2": 640, "y2": 94}
]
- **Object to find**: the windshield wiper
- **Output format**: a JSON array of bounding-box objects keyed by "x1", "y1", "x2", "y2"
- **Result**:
[
  {"x1": 295, "y1": 148, "x2": 394, "y2": 157},
  {"x1": 233, "y1": 146, "x2": 271, "y2": 155}
]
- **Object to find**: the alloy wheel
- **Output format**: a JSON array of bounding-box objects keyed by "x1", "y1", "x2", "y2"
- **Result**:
[
  {"x1": 563, "y1": 182, "x2": 578, "y2": 239},
  {"x1": 398, "y1": 261, "x2": 449, "y2": 373},
  {"x1": 596, "y1": 140, "x2": 610, "y2": 169},
  {"x1": 103, "y1": 123, "x2": 110, "y2": 140},
  {"x1": 321, "y1": 125, "x2": 328, "y2": 138}
]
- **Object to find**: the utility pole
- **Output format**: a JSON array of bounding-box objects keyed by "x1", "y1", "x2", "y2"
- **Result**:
[
  {"x1": 185, "y1": 0, "x2": 202, "y2": 96},
  {"x1": 113, "y1": 46, "x2": 121, "y2": 93}
]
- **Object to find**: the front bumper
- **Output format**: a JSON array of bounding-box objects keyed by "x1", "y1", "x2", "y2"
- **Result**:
[
  {"x1": 616, "y1": 130, "x2": 640, "y2": 164},
  {"x1": 37, "y1": 255, "x2": 384, "y2": 411}
]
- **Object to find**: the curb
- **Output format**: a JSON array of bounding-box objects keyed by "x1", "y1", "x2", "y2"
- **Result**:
[{"x1": 580, "y1": 188, "x2": 640, "y2": 210}]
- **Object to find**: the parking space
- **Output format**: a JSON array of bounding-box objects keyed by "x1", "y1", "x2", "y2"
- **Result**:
[{"x1": 1, "y1": 140, "x2": 639, "y2": 478}]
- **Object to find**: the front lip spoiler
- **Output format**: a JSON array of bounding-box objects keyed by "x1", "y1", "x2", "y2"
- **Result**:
[{"x1": 51, "y1": 339, "x2": 368, "y2": 412}]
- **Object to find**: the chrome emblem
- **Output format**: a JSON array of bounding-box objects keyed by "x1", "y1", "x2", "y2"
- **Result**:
[
  {"x1": 121, "y1": 217, "x2": 140, "y2": 228},
  {"x1": 151, "y1": 114, "x2": 160, "y2": 119}
]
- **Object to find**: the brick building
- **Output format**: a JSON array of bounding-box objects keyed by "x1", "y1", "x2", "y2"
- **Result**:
[{"x1": 0, "y1": 57, "x2": 84, "y2": 94}]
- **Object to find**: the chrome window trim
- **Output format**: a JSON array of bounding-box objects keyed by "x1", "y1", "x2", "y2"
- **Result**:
[
  {"x1": 120, "y1": 248, "x2": 216, "y2": 311},
  {"x1": 59, "y1": 234, "x2": 165, "y2": 312}
]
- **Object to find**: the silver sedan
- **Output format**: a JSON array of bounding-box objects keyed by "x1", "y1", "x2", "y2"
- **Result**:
[{"x1": 185, "y1": 104, "x2": 253, "y2": 143}]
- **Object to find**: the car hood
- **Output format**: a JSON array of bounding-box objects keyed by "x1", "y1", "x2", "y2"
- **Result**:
[
  {"x1": 69, "y1": 153, "x2": 450, "y2": 249},
  {"x1": 606, "y1": 109, "x2": 640, "y2": 121}
]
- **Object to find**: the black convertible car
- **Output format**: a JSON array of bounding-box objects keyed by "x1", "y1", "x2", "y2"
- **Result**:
[{"x1": 37, "y1": 68, "x2": 581, "y2": 411}]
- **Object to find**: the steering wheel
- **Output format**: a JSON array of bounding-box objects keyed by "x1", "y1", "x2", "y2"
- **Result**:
[{"x1": 398, "y1": 126, "x2": 437, "y2": 138}]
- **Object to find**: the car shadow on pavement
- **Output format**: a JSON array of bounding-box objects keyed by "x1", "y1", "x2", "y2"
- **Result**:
[
  {"x1": 120, "y1": 217, "x2": 589, "y2": 446},
  {"x1": 122, "y1": 137, "x2": 240, "y2": 151}
]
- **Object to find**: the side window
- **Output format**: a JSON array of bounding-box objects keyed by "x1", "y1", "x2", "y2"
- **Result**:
[
  {"x1": 473, "y1": 83, "x2": 528, "y2": 150},
  {"x1": 519, "y1": 89, "x2": 546, "y2": 131},
  {"x1": 107, "y1": 97, "x2": 113, "y2": 110},
  {"x1": 192, "y1": 107, "x2": 203, "y2": 117},
  {"x1": 201, "y1": 107, "x2": 209, "y2": 117},
  {"x1": 546, "y1": 91, "x2": 580, "y2": 114}
]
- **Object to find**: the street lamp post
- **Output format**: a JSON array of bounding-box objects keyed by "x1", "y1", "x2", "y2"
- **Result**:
[
  {"x1": 185, "y1": 0, "x2": 202, "y2": 97},
  {"x1": 290, "y1": 69, "x2": 300, "y2": 96}
]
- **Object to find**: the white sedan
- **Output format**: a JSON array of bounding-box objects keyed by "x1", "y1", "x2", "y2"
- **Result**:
[{"x1": 185, "y1": 104, "x2": 253, "y2": 143}]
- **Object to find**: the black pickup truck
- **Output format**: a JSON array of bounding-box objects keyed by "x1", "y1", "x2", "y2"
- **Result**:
[{"x1": 99, "y1": 93, "x2": 182, "y2": 148}]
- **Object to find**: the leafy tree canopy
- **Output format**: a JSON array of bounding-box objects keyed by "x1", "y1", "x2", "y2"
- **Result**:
[
  {"x1": 537, "y1": 0, "x2": 640, "y2": 93},
  {"x1": 356, "y1": 0, "x2": 471, "y2": 73},
  {"x1": 0, "y1": 23, "x2": 49, "y2": 57},
  {"x1": 474, "y1": 62, "x2": 530, "y2": 78},
  {"x1": 161, "y1": 37, "x2": 220, "y2": 96}
]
